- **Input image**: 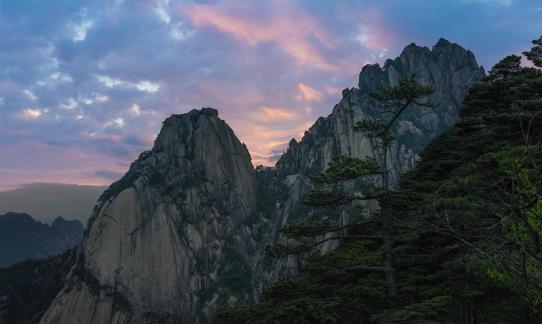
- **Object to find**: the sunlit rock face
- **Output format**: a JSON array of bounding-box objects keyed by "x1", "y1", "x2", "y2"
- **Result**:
[
  {"x1": 40, "y1": 108, "x2": 258, "y2": 324},
  {"x1": 269, "y1": 38, "x2": 485, "y2": 280}
]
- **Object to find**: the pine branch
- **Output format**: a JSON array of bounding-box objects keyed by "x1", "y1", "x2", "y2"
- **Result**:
[
  {"x1": 281, "y1": 220, "x2": 381, "y2": 239},
  {"x1": 302, "y1": 189, "x2": 384, "y2": 208},
  {"x1": 281, "y1": 220, "x2": 333, "y2": 238},
  {"x1": 355, "y1": 119, "x2": 386, "y2": 138},
  {"x1": 301, "y1": 189, "x2": 354, "y2": 207},
  {"x1": 523, "y1": 35, "x2": 542, "y2": 68},
  {"x1": 369, "y1": 75, "x2": 434, "y2": 138},
  {"x1": 266, "y1": 235, "x2": 383, "y2": 256},
  {"x1": 310, "y1": 156, "x2": 383, "y2": 184},
  {"x1": 304, "y1": 235, "x2": 384, "y2": 252},
  {"x1": 344, "y1": 265, "x2": 385, "y2": 273},
  {"x1": 326, "y1": 220, "x2": 382, "y2": 234}
]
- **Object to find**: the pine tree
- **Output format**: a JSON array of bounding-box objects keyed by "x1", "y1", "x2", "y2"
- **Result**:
[
  {"x1": 356, "y1": 76, "x2": 434, "y2": 299},
  {"x1": 221, "y1": 38, "x2": 542, "y2": 324},
  {"x1": 429, "y1": 53, "x2": 542, "y2": 305},
  {"x1": 267, "y1": 76, "x2": 434, "y2": 300},
  {"x1": 484, "y1": 55, "x2": 522, "y2": 81},
  {"x1": 524, "y1": 35, "x2": 542, "y2": 68}
]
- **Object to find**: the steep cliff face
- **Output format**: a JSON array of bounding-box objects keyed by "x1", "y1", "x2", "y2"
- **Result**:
[
  {"x1": 40, "y1": 108, "x2": 258, "y2": 324},
  {"x1": 269, "y1": 38, "x2": 485, "y2": 279},
  {"x1": 277, "y1": 38, "x2": 484, "y2": 179}
]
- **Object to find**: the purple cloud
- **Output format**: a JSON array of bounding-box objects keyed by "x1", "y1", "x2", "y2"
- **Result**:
[{"x1": 0, "y1": 0, "x2": 540, "y2": 188}]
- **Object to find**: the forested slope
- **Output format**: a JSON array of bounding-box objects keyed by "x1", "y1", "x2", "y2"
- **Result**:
[{"x1": 222, "y1": 48, "x2": 542, "y2": 323}]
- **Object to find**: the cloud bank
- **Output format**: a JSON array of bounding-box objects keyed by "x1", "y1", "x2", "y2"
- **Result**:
[{"x1": 0, "y1": 183, "x2": 106, "y2": 223}]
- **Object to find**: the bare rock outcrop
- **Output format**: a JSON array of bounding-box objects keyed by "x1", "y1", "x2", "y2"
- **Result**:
[
  {"x1": 40, "y1": 108, "x2": 258, "y2": 324},
  {"x1": 268, "y1": 38, "x2": 485, "y2": 280}
]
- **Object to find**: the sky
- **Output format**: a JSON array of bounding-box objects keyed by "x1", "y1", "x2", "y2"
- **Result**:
[{"x1": 0, "y1": 0, "x2": 541, "y2": 190}]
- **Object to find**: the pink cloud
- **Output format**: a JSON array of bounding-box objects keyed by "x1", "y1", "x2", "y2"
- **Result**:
[
  {"x1": 259, "y1": 106, "x2": 301, "y2": 121},
  {"x1": 0, "y1": 141, "x2": 127, "y2": 188},
  {"x1": 230, "y1": 120, "x2": 314, "y2": 166},
  {"x1": 182, "y1": 2, "x2": 338, "y2": 70},
  {"x1": 323, "y1": 86, "x2": 341, "y2": 95},
  {"x1": 1, "y1": 1, "x2": 402, "y2": 187},
  {"x1": 19, "y1": 108, "x2": 49, "y2": 119},
  {"x1": 296, "y1": 83, "x2": 324, "y2": 102}
]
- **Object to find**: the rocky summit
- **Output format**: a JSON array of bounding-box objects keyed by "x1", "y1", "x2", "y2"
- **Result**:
[
  {"x1": 268, "y1": 38, "x2": 485, "y2": 279},
  {"x1": 41, "y1": 108, "x2": 259, "y2": 324},
  {"x1": 40, "y1": 39, "x2": 485, "y2": 324},
  {"x1": 277, "y1": 38, "x2": 484, "y2": 181}
]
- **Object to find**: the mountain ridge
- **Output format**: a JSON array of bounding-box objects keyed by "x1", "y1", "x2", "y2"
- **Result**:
[
  {"x1": 38, "y1": 38, "x2": 485, "y2": 324},
  {"x1": 41, "y1": 108, "x2": 260, "y2": 324},
  {"x1": 0, "y1": 212, "x2": 84, "y2": 268},
  {"x1": 268, "y1": 38, "x2": 484, "y2": 281},
  {"x1": 221, "y1": 51, "x2": 542, "y2": 323}
]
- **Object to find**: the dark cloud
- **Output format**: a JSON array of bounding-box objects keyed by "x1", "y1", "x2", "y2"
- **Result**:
[{"x1": 0, "y1": 183, "x2": 107, "y2": 224}]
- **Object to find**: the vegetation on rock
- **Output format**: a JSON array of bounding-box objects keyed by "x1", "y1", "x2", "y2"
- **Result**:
[
  {"x1": 267, "y1": 74, "x2": 434, "y2": 300},
  {"x1": 221, "y1": 36, "x2": 542, "y2": 323}
]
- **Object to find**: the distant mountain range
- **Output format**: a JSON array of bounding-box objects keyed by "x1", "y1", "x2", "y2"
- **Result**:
[{"x1": 0, "y1": 212, "x2": 84, "y2": 268}]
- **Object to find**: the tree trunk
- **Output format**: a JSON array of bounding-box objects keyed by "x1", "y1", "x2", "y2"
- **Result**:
[{"x1": 381, "y1": 142, "x2": 399, "y2": 299}]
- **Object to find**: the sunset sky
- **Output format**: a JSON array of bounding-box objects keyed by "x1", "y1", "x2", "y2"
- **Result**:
[{"x1": 1, "y1": 0, "x2": 541, "y2": 189}]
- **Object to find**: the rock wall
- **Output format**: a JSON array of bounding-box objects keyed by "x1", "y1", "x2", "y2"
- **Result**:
[
  {"x1": 268, "y1": 38, "x2": 485, "y2": 280},
  {"x1": 40, "y1": 108, "x2": 258, "y2": 324}
]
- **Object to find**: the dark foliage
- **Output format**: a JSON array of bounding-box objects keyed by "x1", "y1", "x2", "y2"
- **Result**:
[
  {"x1": 221, "y1": 46, "x2": 542, "y2": 323},
  {"x1": 309, "y1": 157, "x2": 382, "y2": 184},
  {"x1": 524, "y1": 36, "x2": 542, "y2": 68},
  {"x1": 0, "y1": 249, "x2": 76, "y2": 324}
]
